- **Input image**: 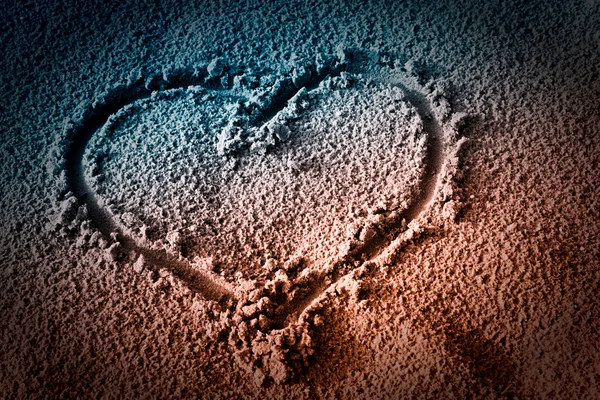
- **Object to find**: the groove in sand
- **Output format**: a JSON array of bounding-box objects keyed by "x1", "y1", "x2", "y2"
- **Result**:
[{"x1": 273, "y1": 67, "x2": 445, "y2": 326}]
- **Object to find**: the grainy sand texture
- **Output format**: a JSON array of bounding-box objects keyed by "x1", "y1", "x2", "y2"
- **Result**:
[{"x1": 1, "y1": 0, "x2": 599, "y2": 398}]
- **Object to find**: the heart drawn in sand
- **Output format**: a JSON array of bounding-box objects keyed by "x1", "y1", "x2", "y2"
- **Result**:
[
  {"x1": 65, "y1": 52, "x2": 450, "y2": 307},
  {"x1": 62, "y1": 52, "x2": 458, "y2": 383}
]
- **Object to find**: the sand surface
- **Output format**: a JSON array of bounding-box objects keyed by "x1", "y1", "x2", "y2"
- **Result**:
[{"x1": 1, "y1": 0, "x2": 599, "y2": 398}]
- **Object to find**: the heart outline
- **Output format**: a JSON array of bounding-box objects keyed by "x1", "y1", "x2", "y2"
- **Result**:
[
  {"x1": 61, "y1": 52, "x2": 458, "y2": 383},
  {"x1": 63, "y1": 53, "x2": 447, "y2": 310}
]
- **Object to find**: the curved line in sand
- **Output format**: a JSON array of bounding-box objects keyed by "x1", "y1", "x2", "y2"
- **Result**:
[
  {"x1": 63, "y1": 67, "x2": 344, "y2": 304},
  {"x1": 63, "y1": 61, "x2": 445, "y2": 323},
  {"x1": 273, "y1": 68, "x2": 445, "y2": 326},
  {"x1": 64, "y1": 75, "x2": 235, "y2": 303}
]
